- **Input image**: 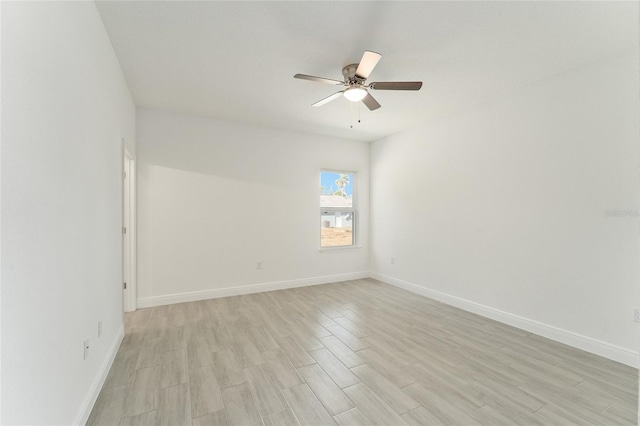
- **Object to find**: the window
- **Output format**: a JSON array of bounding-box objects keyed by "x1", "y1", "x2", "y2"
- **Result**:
[{"x1": 320, "y1": 171, "x2": 356, "y2": 248}]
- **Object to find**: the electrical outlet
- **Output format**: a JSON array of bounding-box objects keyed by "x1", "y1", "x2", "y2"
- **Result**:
[
  {"x1": 256, "y1": 261, "x2": 263, "y2": 270},
  {"x1": 98, "y1": 321, "x2": 102, "y2": 338},
  {"x1": 634, "y1": 308, "x2": 640, "y2": 323},
  {"x1": 391, "y1": 257, "x2": 395, "y2": 264},
  {"x1": 84, "y1": 339, "x2": 90, "y2": 360}
]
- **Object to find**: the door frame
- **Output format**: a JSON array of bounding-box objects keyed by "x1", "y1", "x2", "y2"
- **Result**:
[{"x1": 123, "y1": 143, "x2": 137, "y2": 312}]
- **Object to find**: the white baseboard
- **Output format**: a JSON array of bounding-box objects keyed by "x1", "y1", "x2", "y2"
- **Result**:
[
  {"x1": 137, "y1": 271, "x2": 369, "y2": 308},
  {"x1": 76, "y1": 325, "x2": 125, "y2": 425},
  {"x1": 370, "y1": 272, "x2": 639, "y2": 368}
]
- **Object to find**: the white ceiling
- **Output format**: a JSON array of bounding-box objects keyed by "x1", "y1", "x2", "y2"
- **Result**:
[{"x1": 96, "y1": 1, "x2": 638, "y2": 142}]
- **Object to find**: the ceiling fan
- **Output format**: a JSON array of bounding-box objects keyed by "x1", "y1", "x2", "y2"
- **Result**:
[{"x1": 294, "y1": 50, "x2": 422, "y2": 111}]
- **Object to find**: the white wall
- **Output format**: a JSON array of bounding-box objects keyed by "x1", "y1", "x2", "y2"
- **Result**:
[
  {"x1": 136, "y1": 109, "x2": 369, "y2": 305},
  {"x1": 2, "y1": 2, "x2": 135, "y2": 424},
  {"x1": 371, "y1": 49, "x2": 640, "y2": 366}
]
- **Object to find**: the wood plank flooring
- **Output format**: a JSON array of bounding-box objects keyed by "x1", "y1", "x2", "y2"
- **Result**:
[{"x1": 88, "y1": 279, "x2": 638, "y2": 425}]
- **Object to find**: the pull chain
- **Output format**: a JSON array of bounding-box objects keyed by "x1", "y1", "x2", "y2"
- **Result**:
[
  {"x1": 350, "y1": 102, "x2": 354, "y2": 128},
  {"x1": 349, "y1": 102, "x2": 362, "y2": 129}
]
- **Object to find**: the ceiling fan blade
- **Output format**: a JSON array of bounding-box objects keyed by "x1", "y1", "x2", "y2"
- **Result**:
[
  {"x1": 362, "y1": 93, "x2": 381, "y2": 111},
  {"x1": 355, "y1": 51, "x2": 382, "y2": 79},
  {"x1": 312, "y1": 91, "x2": 344, "y2": 107},
  {"x1": 294, "y1": 74, "x2": 344, "y2": 85},
  {"x1": 370, "y1": 81, "x2": 423, "y2": 91}
]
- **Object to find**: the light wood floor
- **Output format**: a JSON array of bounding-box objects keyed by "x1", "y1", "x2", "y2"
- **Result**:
[{"x1": 88, "y1": 279, "x2": 638, "y2": 425}]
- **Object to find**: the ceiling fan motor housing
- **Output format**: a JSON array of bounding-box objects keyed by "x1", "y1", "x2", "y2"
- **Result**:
[{"x1": 342, "y1": 63, "x2": 365, "y2": 85}]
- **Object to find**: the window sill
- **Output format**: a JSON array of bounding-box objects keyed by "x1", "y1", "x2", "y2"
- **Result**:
[{"x1": 319, "y1": 245, "x2": 362, "y2": 253}]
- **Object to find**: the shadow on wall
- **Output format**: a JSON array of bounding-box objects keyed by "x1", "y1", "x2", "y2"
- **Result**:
[{"x1": 137, "y1": 109, "x2": 365, "y2": 190}]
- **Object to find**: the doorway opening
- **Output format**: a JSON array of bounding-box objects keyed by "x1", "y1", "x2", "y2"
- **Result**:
[{"x1": 123, "y1": 145, "x2": 137, "y2": 312}]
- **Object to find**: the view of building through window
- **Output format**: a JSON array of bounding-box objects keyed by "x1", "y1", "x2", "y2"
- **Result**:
[{"x1": 320, "y1": 171, "x2": 355, "y2": 247}]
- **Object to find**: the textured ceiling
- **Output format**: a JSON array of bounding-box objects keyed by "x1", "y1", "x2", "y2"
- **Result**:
[{"x1": 96, "y1": 1, "x2": 638, "y2": 142}]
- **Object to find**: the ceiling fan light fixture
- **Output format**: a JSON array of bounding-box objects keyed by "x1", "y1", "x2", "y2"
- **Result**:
[{"x1": 343, "y1": 86, "x2": 367, "y2": 102}]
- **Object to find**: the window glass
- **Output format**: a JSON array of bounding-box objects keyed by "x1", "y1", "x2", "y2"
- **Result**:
[{"x1": 320, "y1": 171, "x2": 355, "y2": 248}]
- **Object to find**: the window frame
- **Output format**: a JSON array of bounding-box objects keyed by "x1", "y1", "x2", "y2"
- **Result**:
[{"x1": 319, "y1": 169, "x2": 358, "y2": 250}]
